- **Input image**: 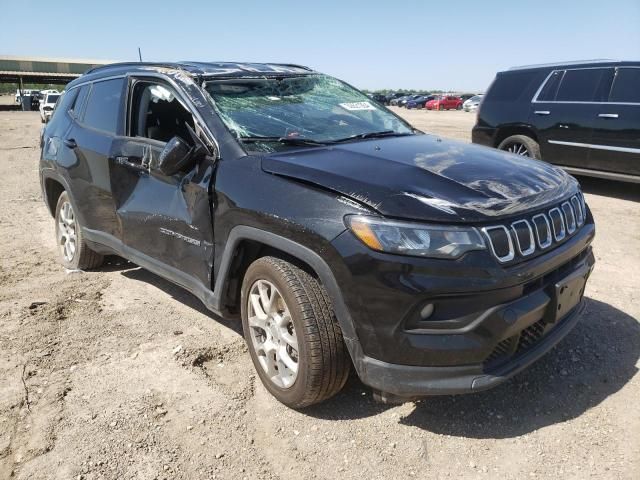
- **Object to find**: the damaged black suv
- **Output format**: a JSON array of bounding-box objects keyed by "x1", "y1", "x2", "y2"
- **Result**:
[{"x1": 40, "y1": 62, "x2": 595, "y2": 407}]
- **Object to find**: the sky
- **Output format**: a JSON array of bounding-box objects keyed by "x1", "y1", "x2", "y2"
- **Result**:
[{"x1": 2, "y1": 0, "x2": 639, "y2": 92}]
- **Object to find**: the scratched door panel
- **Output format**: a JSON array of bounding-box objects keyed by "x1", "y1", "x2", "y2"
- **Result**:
[{"x1": 110, "y1": 137, "x2": 215, "y2": 286}]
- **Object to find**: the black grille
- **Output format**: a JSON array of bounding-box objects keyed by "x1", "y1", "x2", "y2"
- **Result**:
[
  {"x1": 482, "y1": 194, "x2": 585, "y2": 263},
  {"x1": 484, "y1": 337, "x2": 515, "y2": 365},
  {"x1": 549, "y1": 208, "x2": 565, "y2": 240},
  {"x1": 485, "y1": 227, "x2": 512, "y2": 259},
  {"x1": 532, "y1": 214, "x2": 552, "y2": 248},
  {"x1": 517, "y1": 319, "x2": 546, "y2": 351},
  {"x1": 511, "y1": 220, "x2": 534, "y2": 255},
  {"x1": 484, "y1": 319, "x2": 549, "y2": 369},
  {"x1": 562, "y1": 202, "x2": 576, "y2": 233}
]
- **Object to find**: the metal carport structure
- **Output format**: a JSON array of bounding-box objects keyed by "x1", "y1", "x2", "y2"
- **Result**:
[{"x1": 0, "y1": 55, "x2": 113, "y2": 91}]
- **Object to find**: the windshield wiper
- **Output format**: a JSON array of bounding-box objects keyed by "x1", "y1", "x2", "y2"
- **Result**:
[
  {"x1": 238, "y1": 136, "x2": 328, "y2": 147},
  {"x1": 329, "y1": 131, "x2": 414, "y2": 144}
]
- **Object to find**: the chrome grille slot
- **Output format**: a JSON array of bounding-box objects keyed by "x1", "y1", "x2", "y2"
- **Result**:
[
  {"x1": 571, "y1": 195, "x2": 584, "y2": 226},
  {"x1": 578, "y1": 192, "x2": 586, "y2": 220},
  {"x1": 532, "y1": 213, "x2": 552, "y2": 249},
  {"x1": 511, "y1": 219, "x2": 535, "y2": 256},
  {"x1": 561, "y1": 201, "x2": 576, "y2": 233},
  {"x1": 482, "y1": 226, "x2": 514, "y2": 263},
  {"x1": 549, "y1": 207, "x2": 566, "y2": 241}
]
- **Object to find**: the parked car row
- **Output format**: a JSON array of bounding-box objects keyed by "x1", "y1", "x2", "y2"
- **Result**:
[{"x1": 370, "y1": 92, "x2": 480, "y2": 111}]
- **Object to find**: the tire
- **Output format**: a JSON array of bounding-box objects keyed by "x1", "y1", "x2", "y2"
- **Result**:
[
  {"x1": 54, "y1": 191, "x2": 104, "y2": 270},
  {"x1": 497, "y1": 134, "x2": 541, "y2": 159},
  {"x1": 241, "y1": 256, "x2": 350, "y2": 408}
]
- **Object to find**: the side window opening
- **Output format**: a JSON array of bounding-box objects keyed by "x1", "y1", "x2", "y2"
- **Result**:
[
  {"x1": 554, "y1": 68, "x2": 610, "y2": 102},
  {"x1": 536, "y1": 70, "x2": 564, "y2": 102},
  {"x1": 82, "y1": 79, "x2": 124, "y2": 134},
  {"x1": 130, "y1": 81, "x2": 195, "y2": 144},
  {"x1": 71, "y1": 85, "x2": 89, "y2": 119},
  {"x1": 609, "y1": 68, "x2": 640, "y2": 103},
  {"x1": 484, "y1": 71, "x2": 539, "y2": 102}
]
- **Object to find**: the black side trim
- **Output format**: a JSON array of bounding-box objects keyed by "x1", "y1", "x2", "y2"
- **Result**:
[{"x1": 82, "y1": 228, "x2": 221, "y2": 315}]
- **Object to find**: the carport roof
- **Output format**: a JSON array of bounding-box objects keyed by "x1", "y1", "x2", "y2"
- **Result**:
[{"x1": 0, "y1": 55, "x2": 114, "y2": 84}]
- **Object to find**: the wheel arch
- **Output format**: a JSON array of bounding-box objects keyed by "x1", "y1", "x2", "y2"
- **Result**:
[
  {"x1": 211, "y1": 226, "x2": 364, "y2": 367},
  {"x1": 42, "y1": 174, "x2": 68, "y2": 217},
  {"x1": 494, "y1": 125, "x2": 538, "y2": 148}
]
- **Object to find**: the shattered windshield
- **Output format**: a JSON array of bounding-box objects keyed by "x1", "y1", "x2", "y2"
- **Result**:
[{"x1": 204, "y1": 74, "x2": 413, "y2": 152}]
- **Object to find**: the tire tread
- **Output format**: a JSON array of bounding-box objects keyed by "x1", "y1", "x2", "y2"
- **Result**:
[{"x1": 243, "y1": 256, "x2": 350, "y2": 408}]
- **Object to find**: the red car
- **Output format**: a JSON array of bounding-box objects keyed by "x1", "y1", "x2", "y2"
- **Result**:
[{"x1": 425, "y1": 95, "x2": 463, "y2": 110}]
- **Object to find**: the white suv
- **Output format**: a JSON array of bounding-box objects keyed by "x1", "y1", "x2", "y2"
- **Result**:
[{"x1": 39, "y1": 92, "x2": 61, "y2": 123}]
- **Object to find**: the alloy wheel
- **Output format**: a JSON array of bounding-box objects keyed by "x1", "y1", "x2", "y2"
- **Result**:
[
  {"x1": 506, "y1": 142, "x2": 530, "y2": 156},
  {"x1": 247, "y1": 279, "x2": 299, "y2": 388},
  {"x1": 57, "y1": 201, "x2": 77, "y2": 262}
]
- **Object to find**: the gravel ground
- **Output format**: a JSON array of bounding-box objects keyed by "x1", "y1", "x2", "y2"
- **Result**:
[{"x1": 0, "y1": 98, "x2": 638, "y2": 479}]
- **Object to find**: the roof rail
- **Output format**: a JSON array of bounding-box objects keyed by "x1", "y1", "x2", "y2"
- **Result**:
[
  {"x1": 83, "y1": 61, "x2": 184, "y2": 75},
  {"x1": 508, "y1": 59, "x2": 617, "y2": 71},
  {"x1": 270, "y1": 63, "x2": 313, "y2": 71}
]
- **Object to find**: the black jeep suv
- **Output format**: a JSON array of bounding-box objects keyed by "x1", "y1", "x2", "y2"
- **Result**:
[
  {"x1": 473, "y1": 60, "x2": 640, "y2": 183},
  {"x1": 40, "y1": 62, "x2": 595, "y2": 407}
]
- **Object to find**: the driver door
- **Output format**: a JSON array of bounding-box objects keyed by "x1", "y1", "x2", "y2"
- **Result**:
[{"x1": 110, "y1": 77, "x2": 215, "y2": 287}]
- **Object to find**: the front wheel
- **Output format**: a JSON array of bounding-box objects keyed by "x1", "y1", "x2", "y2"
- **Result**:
[
  {"x1": 497, "y1": 134, "x2": 541, "y2": 159},
  {"x1": 241, "y1": 256, "x2": 350, "y2": 408}
]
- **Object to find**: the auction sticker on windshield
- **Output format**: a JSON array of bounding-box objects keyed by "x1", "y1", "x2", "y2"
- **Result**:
[{"x1": 339, "y1": 102, "x2": 377, "y2": 111}]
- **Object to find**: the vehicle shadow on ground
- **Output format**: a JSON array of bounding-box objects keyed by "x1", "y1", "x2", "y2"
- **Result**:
[
  {"x1": 107, "y1": 258, "x2": 243, "y2": 335},
  {"x1": 576, "y1": 176, "x2": 640, "y2": 202},
  {"x1": 307, "y1": 298, "x2": 639, "y2": 439}
]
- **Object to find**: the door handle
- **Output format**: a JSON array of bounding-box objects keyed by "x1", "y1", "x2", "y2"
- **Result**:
[
  {"x1": 598, "y1": 113, "x2": 619, "y2": 118},
  {"x1": 63, "y1": 138, "x2": 77, "y2": 149},
  {"x1": 112, "y1": 155, "x2": 147, "y2": 173},
  {"x1": 534, "y1": 110, "x2": 550, "y2": 115}
]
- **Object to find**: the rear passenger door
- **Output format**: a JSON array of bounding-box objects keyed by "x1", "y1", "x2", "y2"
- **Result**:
[
  {"x1": 589, "y1": 67, "x2": 640, "y2": 176},
  {"x1": 531, "y1": 68, "x2": 612, "y2": 169},
  {"x1": 64, "y1": 78, "x2": 125, "y2": 238}
]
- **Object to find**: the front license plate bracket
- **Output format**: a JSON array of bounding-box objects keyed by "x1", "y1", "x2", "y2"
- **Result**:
[{"x1": 551, "y1": 265, "x2": 590, "y2": 322}]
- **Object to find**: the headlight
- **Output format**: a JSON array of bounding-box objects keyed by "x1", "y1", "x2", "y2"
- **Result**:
[{"x1": 345, "y1": 215, "x2": 486, "y2": 259}]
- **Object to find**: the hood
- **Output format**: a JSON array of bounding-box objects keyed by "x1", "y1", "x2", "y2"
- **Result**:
[{"x1": 261, "y1": 135, "x2": 579, "y2": 223}]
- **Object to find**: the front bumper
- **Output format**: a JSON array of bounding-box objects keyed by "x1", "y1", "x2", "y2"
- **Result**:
[
  {"x1": 330, "y1": 215, "x2": 595, "y2": 397},
  {"x1": 356, "y1": 282, "x2": 588, "y2": 398}
]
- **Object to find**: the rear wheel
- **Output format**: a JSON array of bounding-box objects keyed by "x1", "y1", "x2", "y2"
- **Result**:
[
  {"x1": 54, "y1": 191, "x2": 104, "y2": 270},
  {"x1": 241, "y1": 256, "x2": 350, "y2": 408},
  {"x1": 497, "y1": 134, "x2": 541, "y2": 159}
]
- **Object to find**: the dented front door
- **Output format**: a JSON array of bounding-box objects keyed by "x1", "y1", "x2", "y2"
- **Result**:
[{"x1": 110, "y1": 137, "x2": 215, "y2": 287}]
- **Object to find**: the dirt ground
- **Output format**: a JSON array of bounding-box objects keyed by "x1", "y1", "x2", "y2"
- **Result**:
[{"x1": 1, "y1": 96, "x2": 639, "y2": 480}]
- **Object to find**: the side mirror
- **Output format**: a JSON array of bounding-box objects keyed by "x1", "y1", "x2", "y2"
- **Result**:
[{"x1": 157, "y1": 136, "x2": 193, "y2": 176}]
